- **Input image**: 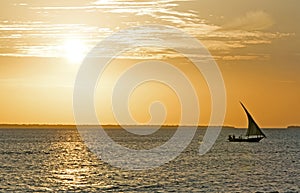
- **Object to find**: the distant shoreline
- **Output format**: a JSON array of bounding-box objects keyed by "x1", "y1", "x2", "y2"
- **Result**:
[
  {"x1": 287, "y1": 126, "x2": 300, "y2": 129},
  {"x1": 0, "y1": 124, "x2": 234, "y2": 129}
]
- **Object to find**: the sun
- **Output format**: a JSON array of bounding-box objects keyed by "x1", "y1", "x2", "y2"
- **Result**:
[{"x1": 63, "y1": 38, "x2": 87, "y2": 64}]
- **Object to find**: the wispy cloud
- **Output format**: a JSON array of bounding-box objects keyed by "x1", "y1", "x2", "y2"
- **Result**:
[
  {"x1": 30, "y1": 0, "x2": 200, "y2": 27},
  {"x1": 0, "y1": 1, "x2": 293, "y2": 61},
  {"x1": 0, "y1": 21, "x2": 112, "y2": 57},
  {"x1": 221, "y1": 11, "x2": 274, "y2": 31},
  {"x1": 220, "y1": 55, "x2": 268, "y2": 61}
]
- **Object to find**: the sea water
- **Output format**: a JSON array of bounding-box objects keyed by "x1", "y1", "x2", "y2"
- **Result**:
[{"x1": 0, "y1": 128, "x2": 299, "y2": 192}]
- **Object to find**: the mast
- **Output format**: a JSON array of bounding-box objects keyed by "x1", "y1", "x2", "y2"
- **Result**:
[{"x1": 240, "y1": 102, "x2": 266, "y2": 138}]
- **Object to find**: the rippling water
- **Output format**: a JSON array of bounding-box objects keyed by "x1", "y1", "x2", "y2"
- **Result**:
[{"x1": 0, "y1": 128, "x2": 299, "y2": 192}]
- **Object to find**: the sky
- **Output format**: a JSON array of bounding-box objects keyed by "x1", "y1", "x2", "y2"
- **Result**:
[{"x1": 0, "y1": 0, "x2": 299, "y2": 127}]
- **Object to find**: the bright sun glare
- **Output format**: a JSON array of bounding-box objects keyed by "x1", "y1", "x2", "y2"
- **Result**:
[{"x1": 63, "y1": 38, "x2": 87, "y2": 64}]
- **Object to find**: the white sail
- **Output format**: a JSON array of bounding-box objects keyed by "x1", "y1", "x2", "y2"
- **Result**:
[{"x1": 240, "y1": 102, "x2": 266, "y2": 138}]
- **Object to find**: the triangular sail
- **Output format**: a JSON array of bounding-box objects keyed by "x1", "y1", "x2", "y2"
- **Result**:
[{"x1": 240, "y1": 102, "x2": 266, "y2": 138}]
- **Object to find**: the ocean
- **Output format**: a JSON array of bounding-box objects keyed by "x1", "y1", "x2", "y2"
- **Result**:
[{"x1": 0, "y1": 128, "x2": 299, "y2": 192}]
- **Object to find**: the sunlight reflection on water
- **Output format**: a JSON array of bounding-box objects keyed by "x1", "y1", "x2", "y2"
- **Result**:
[{"x1": 0, "y1": 128, "x2": 299, "y2": 192}]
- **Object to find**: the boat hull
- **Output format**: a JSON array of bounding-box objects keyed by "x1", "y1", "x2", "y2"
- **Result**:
[{"x1": 228, "y1": 137, "x2": 264, "y2": 142}]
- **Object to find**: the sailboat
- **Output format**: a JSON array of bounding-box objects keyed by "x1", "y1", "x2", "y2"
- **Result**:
[{"x1": 228, "y1": 102, "x2": 266, "y2": 142}]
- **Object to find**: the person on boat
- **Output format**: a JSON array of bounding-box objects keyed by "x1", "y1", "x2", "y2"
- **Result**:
[
  {"x1": 228, "y1": 135, "x2": 232, "y2": 140},
  {"x1": 233, "y1": 134, "x2": 235, "y2": 139}
]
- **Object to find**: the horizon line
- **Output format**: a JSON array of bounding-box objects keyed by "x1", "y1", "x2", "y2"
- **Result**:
[{"x1": 0, "y1": 123, "x2": 297, "y2": 129}]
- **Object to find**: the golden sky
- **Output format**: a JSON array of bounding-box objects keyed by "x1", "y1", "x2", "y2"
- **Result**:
[{"x1": 0, "y1": 0, "x2": 299, "y2": 127}]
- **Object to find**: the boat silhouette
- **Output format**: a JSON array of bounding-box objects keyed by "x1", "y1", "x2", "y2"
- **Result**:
[{"x1": 228, "y1": 102, "x2": 266, "y2": 142}]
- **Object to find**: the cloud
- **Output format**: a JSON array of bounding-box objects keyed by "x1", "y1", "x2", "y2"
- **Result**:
[
  {"x1": 0, "y1": 21, "x2": 112, "y2": 58},
  {"x1": 221, "y1": 11, "x2": 274, "y2": 31},
  {"x1": 221, "y1": 55, "x2": 260, "y2": 61},
  {"x1": 31, "y1": 0, "x2": 200, "y2": 28},
  {"x1": 0, "y1": 2, "x2": 291, "y2": 61}
]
